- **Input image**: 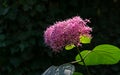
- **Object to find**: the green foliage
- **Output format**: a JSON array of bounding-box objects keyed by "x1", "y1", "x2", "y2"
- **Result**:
[
  {"x1": 65, "y1": 44, "x2": 75, "y2": 50},
  {"x1": 76, "y1": 44, "x2": 120, "y2": 65},
  {"x1": 80, "y1": 35, "x2": 91, "y2": 44}
]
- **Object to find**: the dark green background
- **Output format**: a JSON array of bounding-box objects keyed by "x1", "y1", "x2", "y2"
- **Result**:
[{"x1": 0, "y1": 0, "x2": 120, "y2": 75}]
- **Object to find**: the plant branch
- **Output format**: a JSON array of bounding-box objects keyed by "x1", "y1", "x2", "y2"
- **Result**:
[{"x1": 76, "y1": 47, "x2": 91, "y2": 75}]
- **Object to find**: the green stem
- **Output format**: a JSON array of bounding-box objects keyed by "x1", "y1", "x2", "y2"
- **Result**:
[{"x1": 76, "y1": 47, "x2": 91, "y2": 75}]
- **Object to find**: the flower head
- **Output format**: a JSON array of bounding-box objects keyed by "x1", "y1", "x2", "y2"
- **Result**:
[{"x1": 44, "y1": 16, "x2": 92, "y2": 52}]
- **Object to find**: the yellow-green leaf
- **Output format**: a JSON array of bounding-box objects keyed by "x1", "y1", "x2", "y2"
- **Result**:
[
  {"x1": 65, "y1": 44, "x2": 75, "y2": 50},
  {"x1": 76, "y1": 44, "x2": 120, "y2": 65},
  {"x1": 80, "y1": 35, "x2": 91, "y2": 44}
]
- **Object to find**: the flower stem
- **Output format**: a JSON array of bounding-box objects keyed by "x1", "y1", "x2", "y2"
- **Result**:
[{"x1": 76, "y1": 47, "x2": 91, "y2": 75}]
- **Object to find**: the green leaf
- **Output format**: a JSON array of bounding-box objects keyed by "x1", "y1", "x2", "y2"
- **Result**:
[
  {"x1": 80, "y1": 35, "x2": 91, "y2": 44},
  {"x1": 65, "y1": 44, "x2": 75, "y2": 50},
  {"x1": 75, "y1": 50, "x2": 92, "y2": 65},
  {"x1": 76, "y1": 44, "x2": 120, "y2": 65},
  {"x1": 73, "y1": 72, "x2": 83, "y2": 75}
]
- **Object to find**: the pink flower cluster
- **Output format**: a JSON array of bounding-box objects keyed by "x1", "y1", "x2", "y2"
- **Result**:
[{"x1": 44, "y1": 16, "x2": 92, "y2": 52}]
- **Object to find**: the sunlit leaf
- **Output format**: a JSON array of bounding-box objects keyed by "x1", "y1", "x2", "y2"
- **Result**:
[
  {"x1": 76, "y1": 44, "x2": 120, "y2": 65},
  {"x1": 80, "y1": 35, "x2": 91, "y2": 44},
  {"x1": 65, "y1": 44, "x2": 75, "y2": 50}
]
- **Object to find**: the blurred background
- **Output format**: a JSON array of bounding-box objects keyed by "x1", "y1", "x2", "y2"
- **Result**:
[{"x1": 0, "y1": 0, "x2": 120, "y2": 75}]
